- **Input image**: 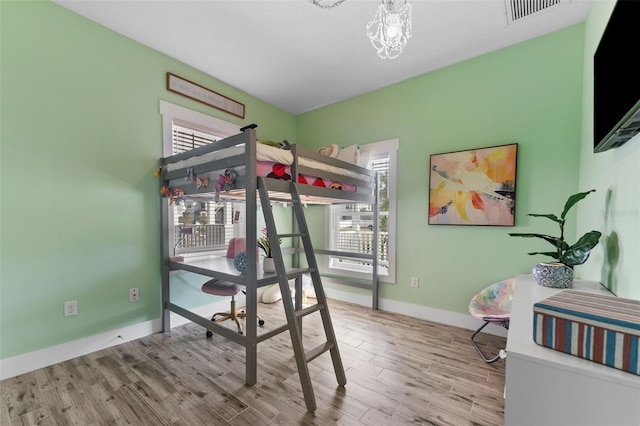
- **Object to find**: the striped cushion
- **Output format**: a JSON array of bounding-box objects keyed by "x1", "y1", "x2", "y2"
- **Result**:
[{"x1": 533, "y1": 290, "x2": 640, "y2": 375}]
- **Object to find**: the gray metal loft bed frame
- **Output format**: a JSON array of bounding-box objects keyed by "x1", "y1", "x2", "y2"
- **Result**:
[{"x1": 158, "y1": 125, "x2": 379, "y2": 412}]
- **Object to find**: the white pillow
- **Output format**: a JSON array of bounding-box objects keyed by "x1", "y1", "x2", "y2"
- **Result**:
[
  {"x1": 260, "y1": 284, "x2": 282, "y2": 304},
  {"x1": 318, "y1": 144, "x2": 339, "y2": 158},
  {"x1": 302, "y1": 274, "x2": 316, "y2": 299},
  {"x1": 336, "y1": 144, "x2": 360, "y2": 164},
  {"x1": 259, "y1": 275, "x2": 316, "y2": 304},
  {"x1": 357, "y1": 149, "x2": 369, "y2": 168}
]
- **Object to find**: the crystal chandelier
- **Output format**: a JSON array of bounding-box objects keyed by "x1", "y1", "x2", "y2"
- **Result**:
[
  {"x1": 366, "y1": 0, "x2": 413, "y2": 59},
  {"x1": 311, "y1": 0, "x2": 347, "y2": 8}
]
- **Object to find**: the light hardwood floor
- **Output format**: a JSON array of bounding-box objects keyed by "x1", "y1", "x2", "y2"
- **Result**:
[{"x1": 1, "y1": 298, "x2": 507, "y2": 425}]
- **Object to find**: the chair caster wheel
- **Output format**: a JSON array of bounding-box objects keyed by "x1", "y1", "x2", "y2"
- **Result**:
[
  {"x1": 258, "y1": 319, "x2": 265, "y2": 326},
  {"x1": 206, "y1": 330, "x2": 212, "y2": 338}
]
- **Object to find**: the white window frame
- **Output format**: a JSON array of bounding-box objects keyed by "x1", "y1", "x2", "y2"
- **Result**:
[
  {"x1": 160, "y1": 101, "x2": 241, "y2": 254},
  {"x1": 324, "y1": 138, "x2": 398, "y2": 284}
]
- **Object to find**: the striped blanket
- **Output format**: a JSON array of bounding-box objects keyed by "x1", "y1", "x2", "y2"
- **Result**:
[{"x1": 533, "y1": 290, "x2": 640, "y2": 375}]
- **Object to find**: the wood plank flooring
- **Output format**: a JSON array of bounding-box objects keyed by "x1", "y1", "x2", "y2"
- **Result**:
[{"x1": 1, "y1": 298, "x2": 507, "y2": 425}]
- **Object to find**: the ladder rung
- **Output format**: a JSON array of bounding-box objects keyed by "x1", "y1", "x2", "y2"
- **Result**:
[
  {"x1": 256, "y1": 323, "x2": 290, "y2": 343},
  {"x1": 285, "y1": 267, "x2": 315, "y2": 279},
  {"x1": 294, "y1": 303, "x2": 325, "y2": 319},
  {"x1": 305, "y1": 341, "x2": 335, "y2": 363}
]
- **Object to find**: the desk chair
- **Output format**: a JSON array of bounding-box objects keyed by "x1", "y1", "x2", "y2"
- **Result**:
[
  {"x1": 202, "y1": 237, "x2": 264, "y2": 337},
  {"x1": 468, "y1": 277, "x2": 515, "y2": 363}
]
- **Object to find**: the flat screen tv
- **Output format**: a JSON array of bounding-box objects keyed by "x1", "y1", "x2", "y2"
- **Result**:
[{"x1": 593, "y1": 0, "x2": 640, "y2": 153}]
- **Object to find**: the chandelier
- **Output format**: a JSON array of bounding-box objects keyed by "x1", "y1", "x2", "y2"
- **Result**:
[
  {"x1": 311, "y1": 0, "x2": 413, "y2": 60},
  {"x1": 366, "y1": 0, "x2": 413, "y2": 59},
  {"x1": 311, "y1": 0, "x2": 347, "y2": 8}
]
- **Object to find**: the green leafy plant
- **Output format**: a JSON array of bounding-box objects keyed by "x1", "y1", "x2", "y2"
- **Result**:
[
  {"x1": 509, "y1": 190, "x2": 602, "y2": 267},
  {"x1": 257, "y1": 227, "x2": 281, "y2": 258}
]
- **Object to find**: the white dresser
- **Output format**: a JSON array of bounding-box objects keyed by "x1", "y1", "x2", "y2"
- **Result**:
[{"x1": 504, "y1": 274, "x2": 640, "y2": 426}]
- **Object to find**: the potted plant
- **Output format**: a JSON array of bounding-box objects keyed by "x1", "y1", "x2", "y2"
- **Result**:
[
  {"x1": 257, "y1": 227, "x2": 281, "y2": 273},
  {"x1": 509, "y1": 189, "x2": 602, "y2": 288}
]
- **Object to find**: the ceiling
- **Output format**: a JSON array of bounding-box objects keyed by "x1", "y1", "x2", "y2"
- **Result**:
[{"x1": 53, "y1": 0, "x2": 592, "y2": 115}]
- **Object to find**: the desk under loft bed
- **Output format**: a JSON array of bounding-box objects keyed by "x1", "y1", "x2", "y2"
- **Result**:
[{"x1": 158, "y1": 125, "x2": 379, "y2": 412}]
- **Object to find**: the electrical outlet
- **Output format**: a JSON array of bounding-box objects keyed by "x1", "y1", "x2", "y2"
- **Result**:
[
  {"x1": 64, "y1": 300, "x2": 78, "y2": 317},
  {"x1": 410, "y1": 277, "x2": 419, "y2": 288},
  {"x1": 129, "y1": 288, "x2": 139, "y2": 302}
]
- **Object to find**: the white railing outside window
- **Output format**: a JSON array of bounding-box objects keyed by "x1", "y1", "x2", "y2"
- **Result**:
[{"x1": 326, "y1": 139, "x2": 398, "y2": 283}]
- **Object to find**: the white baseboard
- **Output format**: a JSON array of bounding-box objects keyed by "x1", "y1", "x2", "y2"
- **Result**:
[
  {"x1": 0, "y1": 319, "x2": 161, "y2": 381},
  {"x1": 0, "y1": 292, "x2": 504, "y2": 381},
  {"x1": 323, "y1": 287, "x2": 508, "y2": 338},
  {"x1": 0, "y1": 299, "x2": 234, "y2": 381}
]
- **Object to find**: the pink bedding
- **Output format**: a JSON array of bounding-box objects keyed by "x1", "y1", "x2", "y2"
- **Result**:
[{"x1": 257, "y1": 161, "x2": 356, "y2": 192}]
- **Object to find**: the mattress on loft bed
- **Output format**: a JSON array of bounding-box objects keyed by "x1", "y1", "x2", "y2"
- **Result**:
[
  {"x1": 255, "y1": 161, "x2": 356, "y2": 192},
  {"x1": 165, "y1": 142, "x2": 372, "y2": 187}
]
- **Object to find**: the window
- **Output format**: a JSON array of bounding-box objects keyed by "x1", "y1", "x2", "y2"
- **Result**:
[
  {"x1": 172, "y1": 123, "x2": 220, "y2": 152},
  {"x1": 160, "y1": 101, "x2": 242, "y2": 256},
  {"x1": 160, "y1": 100, "x2": 239, "y2": 156},
  {"x1": 325, "y1": 139, "x2": 398, "y2": 283}
]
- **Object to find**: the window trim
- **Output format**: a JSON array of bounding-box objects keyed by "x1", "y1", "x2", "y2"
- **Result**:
[
  {"x1": 160, "y1": 100, "x2": 240, "y2": 157},
  {"x1": 324, "y1": 138, "x2": 398, "y2": 284}
]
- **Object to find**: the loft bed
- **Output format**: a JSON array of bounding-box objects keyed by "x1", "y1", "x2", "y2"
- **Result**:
[{"x1": 158, "y1": 125, "x2": 379, "y2": 412}]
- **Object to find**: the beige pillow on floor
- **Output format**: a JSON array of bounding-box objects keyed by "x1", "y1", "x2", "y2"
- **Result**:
[{"x1": 260, "y1": 275, "x2": 316, "y2": 304}]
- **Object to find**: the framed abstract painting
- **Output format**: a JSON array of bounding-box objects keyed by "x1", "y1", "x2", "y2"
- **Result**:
[{"x1": 428, "y1": 143, "x2": 518, "y2": 226}]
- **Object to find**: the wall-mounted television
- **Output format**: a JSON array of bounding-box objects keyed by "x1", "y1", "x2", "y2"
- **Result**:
[{"x1": 593, "y1": 0, "x2": 640, "y2": 153}]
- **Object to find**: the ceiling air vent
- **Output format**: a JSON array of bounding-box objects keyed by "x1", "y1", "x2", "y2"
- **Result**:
[{"x1": 505, "y1": 0, "x2": 565, "y2": 24}]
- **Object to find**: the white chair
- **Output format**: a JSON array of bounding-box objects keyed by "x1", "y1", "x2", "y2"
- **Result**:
[{"x1": 468, "y1": 277, "x2": 515, "y2": 363}]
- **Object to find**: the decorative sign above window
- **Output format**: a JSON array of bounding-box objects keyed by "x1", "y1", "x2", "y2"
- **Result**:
[
  {"x1": 166, "y1": 72, "x2": 245, "y2": 119},
  {"x1": 428, "y1": 143, "x2": 518, "y2": 226}
]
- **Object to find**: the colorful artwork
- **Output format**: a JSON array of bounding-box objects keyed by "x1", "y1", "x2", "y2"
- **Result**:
[{"x1": 428, "y1": 143, "x2": 517, "y2": 226}]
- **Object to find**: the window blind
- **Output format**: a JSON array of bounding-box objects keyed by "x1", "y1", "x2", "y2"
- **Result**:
[{"x1": 172, "y1": 124, "x2": 220, "y2": 154}]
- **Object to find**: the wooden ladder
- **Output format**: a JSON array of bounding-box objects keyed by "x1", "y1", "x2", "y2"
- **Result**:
[{"x1": 257, "y1": 177, "x2": 347, "y2": 412}]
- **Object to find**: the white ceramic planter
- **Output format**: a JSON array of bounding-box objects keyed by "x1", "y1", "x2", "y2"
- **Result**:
[
  {"x1": 263, "y1": 257, "x2": 276, "y2": 273},
  {"x1": 531, "y1": 262, "x2": 574, "y2": 288}
]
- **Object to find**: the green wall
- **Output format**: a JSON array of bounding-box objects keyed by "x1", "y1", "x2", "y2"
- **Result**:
[
  {"x1": 6, "y1": 0, "x2": 634, "y2": 364},
  {"x1": 0, "y1": 1, "x2": 295, "y2": 359},
  {"x1": 297, "y1": 24, "x2": 586, "y2": 313},
  {"x1": 577, "y1": 0, "x2": 640, "y2": 300}
]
